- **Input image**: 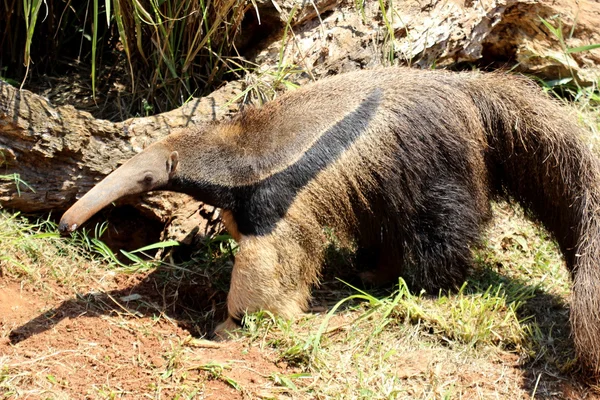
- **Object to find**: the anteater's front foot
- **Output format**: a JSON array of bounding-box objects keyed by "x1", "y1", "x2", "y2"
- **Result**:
[{"x1": 212, "y1": 317, "x2": 243, "y2": 341}]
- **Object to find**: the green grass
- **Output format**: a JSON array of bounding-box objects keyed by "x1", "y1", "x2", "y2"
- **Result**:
[
  {"x1": 20, "y1": 0, "x2": 43, "y2": 88},
  {"x1": 0, "y1": 195, "x2": 585, "y2": 398},
  {"x1": 3, "y1": 0, "x2": 249, "y2": 118},
  {"x1": 231, "y1": 202, "x2": 572, "y2": 398},
  {"x1": 0, "y1": 174, "x2": 34, "y2": 197},
  {"x1": 0, "y1": 211, "x2": 195, "y2": 299}
]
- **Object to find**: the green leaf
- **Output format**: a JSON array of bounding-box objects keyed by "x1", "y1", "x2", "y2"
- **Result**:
[
  {"x1": 104, "y1": 0, "x2": 111, "y2": 27},
  {"x1": 567, "y1": 43, "x2": 600, "y2": 53},
  {"x1": 544, "y1": 77, "x2": 573, "y2": 88},
  {"x1": 539, "y1": 17, "x2": 563, "y2": 41},
  {"x1": 127, "y1": 240, "x2": 179, "y2": 254},
  {"x1": 92, "y1": 0, "x2": 98, "y2": 98},
  {"x1": 224, "y1": 376, "x2": 242, "y2": 391},
  {"x1": 272, "y1": 373, "x2": 298, "y2": 390}
]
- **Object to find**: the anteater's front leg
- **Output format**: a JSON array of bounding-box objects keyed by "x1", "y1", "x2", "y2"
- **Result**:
[{"x1": 214, "y1": 231, "x2": 321, "y2": 337}]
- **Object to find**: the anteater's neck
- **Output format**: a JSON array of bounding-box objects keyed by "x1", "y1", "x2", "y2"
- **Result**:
[
  {"x1": 161, "y1": 85, "x2": 384, "y2": 235},
  {"x1": 166, "y1": 174, "x2": 238, "y2": 210}
]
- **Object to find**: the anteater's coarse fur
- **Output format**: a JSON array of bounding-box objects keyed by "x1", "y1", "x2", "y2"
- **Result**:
[{"x1": 59, "y1": 68, "x2": 600, "y2": 374}]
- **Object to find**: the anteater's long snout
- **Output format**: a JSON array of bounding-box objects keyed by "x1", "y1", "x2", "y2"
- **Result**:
[
  {"x1": 57, "y1": 144, "x2": 177, "y2": 235},
  {"x1": 58, "y1": 173, "x2": 132, "y2": 235}
]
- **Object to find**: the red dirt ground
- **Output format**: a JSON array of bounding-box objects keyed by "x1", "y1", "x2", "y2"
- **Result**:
[
  {"x1": 2, "y1": 270, "x2": 600, "y2": 399},
  {"x1": 0, "y1": 278, "x2": 298, "y2": 399}
]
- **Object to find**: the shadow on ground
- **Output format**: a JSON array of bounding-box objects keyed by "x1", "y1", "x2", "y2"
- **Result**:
[
  {"x1": 468, "y1": 266, "x2": 588, "y2": 398},
  {"x1": 7, "y1": 261, "x2": 230, "y2": 343}
]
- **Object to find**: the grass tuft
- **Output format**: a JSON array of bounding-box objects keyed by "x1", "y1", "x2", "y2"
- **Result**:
[
  {"x1": 2, "y1": 0, "x2": 249, "y2": 118},
  {"x1": 0, "y1": 174, "x2": 35, "y2": 196},
  {"x1": 0, "y1": 211, "x2": 177, "y2": 292}
]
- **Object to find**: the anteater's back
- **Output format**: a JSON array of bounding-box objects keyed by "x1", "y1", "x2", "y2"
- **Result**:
[{"x1": 276, "y1": 68, "x2": 600, "y2": 372}]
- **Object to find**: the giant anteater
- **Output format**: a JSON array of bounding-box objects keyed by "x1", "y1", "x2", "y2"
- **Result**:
[{"x1": 59, "y1": 68, "x2": 600, "y2": 373}]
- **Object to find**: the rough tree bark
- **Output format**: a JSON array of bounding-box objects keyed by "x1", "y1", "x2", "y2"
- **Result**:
[{"x1": 254, "y1": 0, "x2": 600, "y2": 85}]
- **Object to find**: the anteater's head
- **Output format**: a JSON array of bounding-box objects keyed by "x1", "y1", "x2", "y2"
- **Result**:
[{"x1": 59, "y1": 142, "x2": 179, "y2": 234}]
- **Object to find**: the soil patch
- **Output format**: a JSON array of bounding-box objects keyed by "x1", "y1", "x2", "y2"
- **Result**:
[{"x1": 0, "y1": 274, "x2": 296, "y2": 398}]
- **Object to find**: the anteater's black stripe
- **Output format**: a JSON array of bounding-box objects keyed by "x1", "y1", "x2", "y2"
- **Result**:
[{"x1": 173, "y1": 88, "x2": 383, "y2": 236}]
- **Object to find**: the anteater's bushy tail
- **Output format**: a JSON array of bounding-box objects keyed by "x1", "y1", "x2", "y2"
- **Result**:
[{"x1": 468, "y1": 74, "x2": 600, "y2": 373}]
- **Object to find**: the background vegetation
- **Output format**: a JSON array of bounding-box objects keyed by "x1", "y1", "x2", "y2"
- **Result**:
[{"x1": 1, "y1": 0, "x2": 251, "y2": 119}]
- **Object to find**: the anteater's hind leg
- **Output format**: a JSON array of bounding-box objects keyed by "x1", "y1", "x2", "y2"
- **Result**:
[
  {"x1": 357, "y1": 173, "x2": 490, "y2": 291},
  {"x1": 401, "y1": 177, "x2": 491, "y2": 292},
  {"x1": 214, "y1": 227, "x2": 323, "y2": 338},
  {"x1": 358, "y1": 250, "x2": 404, "y2": 287}
]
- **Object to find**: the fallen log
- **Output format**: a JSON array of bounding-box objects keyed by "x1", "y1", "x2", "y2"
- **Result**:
[{"x1": 0, "y1": 80, "x2": 243, "y2": 244}]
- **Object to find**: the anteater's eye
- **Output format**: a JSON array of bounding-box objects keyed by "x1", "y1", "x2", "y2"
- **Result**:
[{"x1": 143, "y1": 175, "x2": 154, "y2": 185}]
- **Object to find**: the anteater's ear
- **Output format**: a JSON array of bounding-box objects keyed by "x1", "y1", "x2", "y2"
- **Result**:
[{"x1": 167, "y1": 151, "x2": 179, "y2": 176}]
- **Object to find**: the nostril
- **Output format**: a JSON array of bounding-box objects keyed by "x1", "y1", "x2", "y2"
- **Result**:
[
  {"x1": 58, "y1": 221, "x2": 77, "y2": 235},
  {"x1": 58, "y1": 222, "x2": 68, "y2": 234},
  {"x1": 58, "y1": 221, "x2": 67, "y2": 232}
]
